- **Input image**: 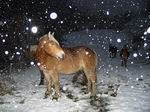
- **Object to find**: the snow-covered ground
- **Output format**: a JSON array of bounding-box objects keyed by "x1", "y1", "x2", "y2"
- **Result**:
[{"x1": 0, "y1": 30, "x2": 150, "y2": 112}]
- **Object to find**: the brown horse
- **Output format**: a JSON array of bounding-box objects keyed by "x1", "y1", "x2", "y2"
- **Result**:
[{"x1": 35, "y1": 32, "x2": 97, "y2": 99}]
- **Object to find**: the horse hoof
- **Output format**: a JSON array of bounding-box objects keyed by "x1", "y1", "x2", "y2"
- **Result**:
[
  {"x1": 44, "y1": 92, "x2": 51, "y2": 99},
  {"x1": 90, "y1": 96, "x2": 96, "y2": 100},
  {"x1": 52, "y1": 96, "x2": 59, "y2": 101},
  {"x1": 44, "y1": 95, "x2": 48, "y2": 99},
  {"x1": 39, "y1": 82, "x2": 44, "y2": 85}
]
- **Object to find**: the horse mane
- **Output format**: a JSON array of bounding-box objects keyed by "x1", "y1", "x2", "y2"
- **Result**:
[
  {"x1": 39, "y1": 34, "x2": 47, "y2": 41},
  {"x1": 39, "y1": 32, "x2": 60, "y2": 46}
]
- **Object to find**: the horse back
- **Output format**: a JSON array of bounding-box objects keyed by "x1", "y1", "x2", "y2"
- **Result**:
[
  {"x1": 63, "y1": 46, "x2": 97, "y2": 67},
  {"x1": 64, "y1": 46, "x2": 96, "y2": 60}
]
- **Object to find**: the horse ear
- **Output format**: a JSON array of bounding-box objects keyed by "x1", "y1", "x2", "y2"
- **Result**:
[
  {"x1": 47, "y1": 32, "x2": 60, "y2": 45},
  {"x1": 52, "y1": 32, "x2": 55, "y2": 36},
  {"x1": 48, "y1": 32, "x2": 51, "y2": 39}
]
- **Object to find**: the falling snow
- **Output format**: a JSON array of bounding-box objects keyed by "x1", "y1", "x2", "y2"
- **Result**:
[
  {"x1": 106, "y1": 11, "x2": 110, "y2": 15},
  {"x1": 2, "y1": 39, "x2": 6, "y2": 43},
  {"x1": 31, "y1": 26, "x2": 38, "y2": 33},
  {"x1": 5, "y1": 51, "x2": 9, "y2": 55},
  {"x1": 117, "y1": 38, "x2": 121, "y2": 43},
  {"x1": 133, "y1": 53, "x2": 138, "y2": 57},
  {"x1": 0, "y1": 0, "x2": 150, "y2": 112},
  {"x1": 50, "y1": 12, "x2": 58, "y2": 19}
]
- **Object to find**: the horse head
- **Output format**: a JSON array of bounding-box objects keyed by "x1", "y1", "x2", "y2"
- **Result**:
[{"x1": 42, "y1": 32, "x2": 65, "y2": 60}]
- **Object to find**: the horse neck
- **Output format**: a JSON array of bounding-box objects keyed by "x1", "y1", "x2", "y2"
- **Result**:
[
  {"x1": 123, "y1": 48, "x2": 128, "y2": 52},
  {"x1": 36, "y1": 45, "x2": 46, "y2": 58}
]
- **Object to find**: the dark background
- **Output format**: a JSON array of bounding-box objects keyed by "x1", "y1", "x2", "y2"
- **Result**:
[{"x1": 1, "y1": 0, "x2": 150, "y2": 64}]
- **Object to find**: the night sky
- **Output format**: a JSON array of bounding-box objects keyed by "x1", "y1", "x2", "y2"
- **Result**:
[{"x1": 0, "y1": 0, "x2": 150, "y2": 63}]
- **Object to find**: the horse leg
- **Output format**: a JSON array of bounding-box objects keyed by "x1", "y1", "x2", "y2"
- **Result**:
[
  {"x1": 43, "y1": 71, "x2": 51, "y2": 98},
  {"x1": 124, "y1": 59, "x2": 127, "y2": 67},
  {"x1": 84, "y1": 69, "x2": 96, "y2": 97},
  {"x1": 110, "y1": 52, "x2": 112, "y2": 58},
  {"x1": 81, "y1": 73, "x2": 87, "y2": 86},
  {"x1": 51, "y1": 73, "x2": 60, "y2": 99},
  {"x1": 113, "y1": 53, "x2": 115, "y2": 58},
  {"x1": 72, "y1": 73, "x2": 79, "y2": 83},
  {"x1": 90, "y1": 70, "x2": 97, "y2": 97},
  {"x1": 121, "y1": 58, "x2": 124, "y2": 66},
  {"x1": 114, "y1": 52, "x2": 117, "y2": 58},
  {"x1": 109, "y1": 52, "x2": 111, "y2": 58},
  {"x1": 39, "y1": 70, "x2": 45, "y2": 85},
  {"x1": 86, "y1": 75, "x2": 92, "y2": 93}
]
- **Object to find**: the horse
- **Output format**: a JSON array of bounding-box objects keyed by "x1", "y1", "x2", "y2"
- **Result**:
[
  {"x1": 35, "y1": 32, "x2": 97, "y2": 99},
  {"x1": 120, "y1": 46, "x2": 130, "y2": 67},
  {"x1": 109, "y1": 45, "x2": 117, "y2": 58}
]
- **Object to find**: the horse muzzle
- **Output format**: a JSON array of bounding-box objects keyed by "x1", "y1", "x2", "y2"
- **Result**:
[
  {"x1": 56, "y1": 52, "x2": 65, "y2": 60},
  {"x1": 59, "y1": 53, "x2": 65, "y2": 60}
]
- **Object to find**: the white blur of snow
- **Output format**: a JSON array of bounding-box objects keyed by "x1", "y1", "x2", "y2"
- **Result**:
[{"x1": 0, "y1": 29, "x2": 150, "y2": 112}]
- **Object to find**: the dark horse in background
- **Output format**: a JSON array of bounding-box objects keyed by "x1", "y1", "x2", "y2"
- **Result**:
[
  {"x1": 109, "y1": 44, "x2": 118, "y2": 58},
  {"x1": 120, "y1": 45, "x2": 130, "y2": 67}
]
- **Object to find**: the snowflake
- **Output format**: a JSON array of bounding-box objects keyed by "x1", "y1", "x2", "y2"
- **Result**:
[
  {"x1": 30, "y1": 61, "x2": 34, "y2": 65},
  {"x1": 31, "y1": 26, "x2": 38, "y2": 33},
  {"x1": 140, "y1": 75, "x2": 143, "y2": 78},
  {"x1": 26, "y1": 27, "x2": 29, "y2": 30},
  {"x1": 50, "y1": 12, "x2": 58, "y2": 19},
  {"x1": 62, "y1": 86, "x2": 67, "y2": 91},
  {"x1": 1, "y1": 34, "x2": 3, "y2": 37},
  {"x1": 131, "y1": 61, "x2": 134, "y2": 64},
  {"x1": 86, "y1": 52, "x2": 89, "y2": 55},
  {"x1": 133, "y1": 53, "x2": 138, "y2": 57},
  {"x1": 117, "y1": 38, "x2": 121, "y2": 43},
  {"x1": 28, "y1": 18, "x2": 31, "y2": 22},
  {"x1": 2, "y1": 39, "x2": 5, "y2": 43},
  {"x1": 60, "y1": 21, "x2": 63, "y2": 24},
  {"x1": 144, "y1": 38, "x2": 146, "y2": 41},
  {"x1": 136, "y1": 78, "x2": 139, "y2": 81},
  {"x1": 5, "y1": 51, "x2": 9, "y2": 55},
  {"x1": 106, "y1": 11, "x2": 110, "y2": 15},
  {"x1": 14, "y1": 105, "x2": 18, "y2": 108},
  {"x1": 144, "y1": 32, "x2": 147, "y2": 35},
  {"x1": 144, "y1": 43, "x2": 147, "y2": 47},
  {"x1": 16, "y1": 52, "x2": 20, "y2": 55},
  {"x1": 5, "y1": 34, "x2": 8, "y2": 37},
  {"x1": 147, "y1": 27, "x2": 150, "y2": 33},
  {"x1": 89, "y1": 34, "x2": 92, "y2": 37},
  {"x1": 37, "y1": 62, "x2": 41, "y2": 66},
  {"x1": 69, "y1": 5, "x2": 72, "y2": 8}
]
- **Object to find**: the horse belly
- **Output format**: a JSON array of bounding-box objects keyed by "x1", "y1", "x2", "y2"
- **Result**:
[{"x1": 58, "y1": 61, "x2": 81, "y2": 75}]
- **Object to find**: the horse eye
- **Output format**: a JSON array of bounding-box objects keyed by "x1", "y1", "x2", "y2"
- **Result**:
[
  {"x1": 51, "y1": 43, "x2": 55, "y2": 45},
  {"x1": 49, "y1": 43, "x2": 54, "y2": 46}
]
